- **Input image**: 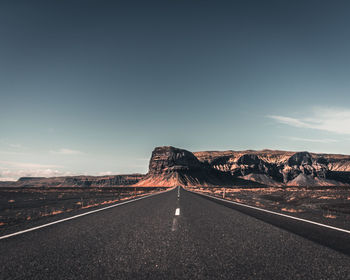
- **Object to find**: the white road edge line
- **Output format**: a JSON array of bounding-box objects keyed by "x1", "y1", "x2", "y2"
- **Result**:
[
  {"x1": 175, "y1": 208, "x2": 180, "y2": 216},
  {"x1": 0, "y1": 187, "x2": 175, "y2": 241},
  {"x1": 187, "y1": 189, "x2": 350, "y2": 235}
]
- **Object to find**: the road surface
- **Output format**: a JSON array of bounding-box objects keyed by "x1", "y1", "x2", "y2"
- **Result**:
[{"x1": 1, "y1": 187, "x2": 350, "y2": 279}]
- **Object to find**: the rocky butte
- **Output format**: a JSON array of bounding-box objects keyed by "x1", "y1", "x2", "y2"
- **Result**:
[
  {"x1": 2, "y1": 146, "x2": 350, "y2": 188},
  {"x1": 134, "y1": 146, "x2": 261, "y2": 187},
  {"x1": 135, "y1": 146, "x2": 350, "y2": 187}
]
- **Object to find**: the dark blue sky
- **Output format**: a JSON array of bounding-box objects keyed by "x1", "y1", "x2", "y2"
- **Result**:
[{"x1": 1, "y1": 0, "x2": 350, "y2": 179}]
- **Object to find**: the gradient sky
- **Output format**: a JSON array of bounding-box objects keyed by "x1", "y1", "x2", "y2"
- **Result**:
[{"x1": 1, "y1": 0, "x2": 350, "y2": 180}]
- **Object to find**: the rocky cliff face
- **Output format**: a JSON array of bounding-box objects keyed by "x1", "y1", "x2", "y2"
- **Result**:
[
  {"x1": 194, "y1": 150, "x2": 350, "y2": 187},
  {"x1": 147, "y1": 146, "x2": 202, "y2": 175},
  {"x1": 135, "y1": 146, "x2": 264, "y2": 187}
]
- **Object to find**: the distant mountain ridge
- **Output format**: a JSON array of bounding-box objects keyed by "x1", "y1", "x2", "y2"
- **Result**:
[
  {"x1": 0, "y1": 175, "x2": 144, "y2": 188},
  {"x1": 193, "y1": 149, "x2": 350, "y2": 186}
]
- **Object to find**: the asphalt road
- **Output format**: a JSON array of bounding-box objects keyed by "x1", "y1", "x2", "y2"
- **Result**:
[{"x1": 1, "y1": 187, "x2": 350, "y2": 279}]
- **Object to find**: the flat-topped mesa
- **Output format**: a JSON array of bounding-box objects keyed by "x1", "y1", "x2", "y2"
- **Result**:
[
  {"x1": 135, "y1": 146, "x2": 264, "y2": 187},
  {"x1": 135, "y1": 146, "x2": 206, "y2": 187},
  {"x1": 148, "y1": 146, "x2": 202, "y2": 175}
]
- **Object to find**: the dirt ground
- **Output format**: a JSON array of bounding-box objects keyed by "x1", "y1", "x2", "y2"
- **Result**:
[
  {"x1": 187, "y1": 186, "x2": 350, "y2": 230},
  {"x1": 0, "y1": 187, "x2": 165, "y2": 230}
]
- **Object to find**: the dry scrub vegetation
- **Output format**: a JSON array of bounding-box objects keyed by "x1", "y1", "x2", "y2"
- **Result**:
[
  {"x1": 0, "y1": 187, "x2": 164, "y2": 229},
  {"x1": 187, "y1": 186, "x2": 350, "y2": 229}
]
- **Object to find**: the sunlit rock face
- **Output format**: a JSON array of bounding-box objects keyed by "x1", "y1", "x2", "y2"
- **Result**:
[
  {"x1": 135, "y1": 146, "x2": 345, "y2": 187},
  {"x1": 282, "y1": 152, "x2": 328, "y2": 184},
  {"x1": 235, "y1": 154, "x2": 282, "y2": 181},
  {"x1": 136, "y1": 146, "x2": 219, "y2": 187},
  {"x1": 193, "y1": 150, "x2": 350, "y2": 187},
  {"x1": 135, "y1": 146, "x2": 263, "y2": 187},
  {"x1": 287, "y1": 151, "x2": 313, "y2": 166}
]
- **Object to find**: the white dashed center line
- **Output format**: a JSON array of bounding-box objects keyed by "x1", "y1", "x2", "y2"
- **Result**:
[
  {"x1": 172, "y1": 189, "x2": 181, "y2": 231},
  {"x1": 171, "y1": 218, "x2": 178, "y2": 231}
]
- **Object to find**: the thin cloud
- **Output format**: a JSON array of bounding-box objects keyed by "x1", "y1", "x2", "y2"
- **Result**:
[
  {"x1": 8, "y1": 143, "x2": 22, "y2": 149},
  {"x1": 50, "y1": 148, "x2": 83, "y2": 155},
  {"x1": 269, "y1": 116, "x2": 307, "y2": 128},
  {"x1": 0, "y1": 168, "x2": 72, "y2": 181},
  {"x1": 0, "y1": 160, "x2": 61, "y2": 169},
  {"x1": 0, "y1": 139, "x2": 25, "y2": 150},
  {"x1": 269, "y1": 107, "x2": 350, "y2": 135},
  {"x1": 0, "y1": 150, "x2": 29, "y2": 156},
  {"x1": 286, "y1": 137, "x2": 339, "y2": 143},
  {"x1": 0, "y1": 177, "x2": 16, "y2": 182},
  {"x1": 97, "y1": 171, "x2": 114, "y2": 176}
]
